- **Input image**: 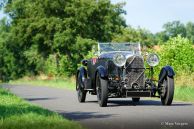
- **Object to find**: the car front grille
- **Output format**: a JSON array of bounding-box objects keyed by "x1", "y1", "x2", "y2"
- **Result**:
[{"x1": 125, "y1": 56, "x2": 145, "y2": 89}]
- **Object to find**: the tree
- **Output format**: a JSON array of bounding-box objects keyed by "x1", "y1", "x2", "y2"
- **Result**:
[
  {"x1": 112, "y1": 26, "x2": 156, "y2": 47},
  {"x1": 163, "y1": 21, "x2": 186, "y2": 38},
  {"x1": 0, "y1": 18, "x2": 20, "y2": 81},
  {"x1": 0, "y1": 0, "x2": 126, "y2": 79},
  {"x1": 155, "y1": 21, "x2": 194, "y2": 44},
  {"x1": 186, "y1": 22, "x2": 194, "y2": 44},
  {"x1": 156, "y1": 21, "x2": 187, "y2": 43}
]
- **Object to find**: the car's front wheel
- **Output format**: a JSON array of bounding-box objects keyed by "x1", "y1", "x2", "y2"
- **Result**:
[
  {"x1": 96, "y1": 72, "x2": 108, "y2": 107},
  {"x1": 76, "y1": 72, "x2": 87, "y2": 103},
  {"x1": 160, "y1": 76, "x2": 174, "y2": 105}
]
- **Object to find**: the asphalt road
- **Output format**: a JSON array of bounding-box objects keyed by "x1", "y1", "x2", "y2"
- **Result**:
[{"x1": 3, "y1": 85, "x2": 194, "y2": 129}]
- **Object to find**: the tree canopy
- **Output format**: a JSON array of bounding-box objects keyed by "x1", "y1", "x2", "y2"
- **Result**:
[
  {"x1": 112, "y1": 26, "x2": 156, "y2": 47},
  {"x1": 156, "y1": 21, "x2": 194, "y2": 44},
  {"x1": 0, "y1": 0, "x2": 126, "y2": 80}
]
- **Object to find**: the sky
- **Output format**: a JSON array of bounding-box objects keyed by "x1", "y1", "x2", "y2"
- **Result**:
[
  {"x1": 111, "y1": 0, "x2": 194, "y2": 33},
  {"x1": 1, "y1": 0, "x2": 194, "y2": 33},
  {"x1": 0, "y1": 10, "x2": 5, "y2": 19}
]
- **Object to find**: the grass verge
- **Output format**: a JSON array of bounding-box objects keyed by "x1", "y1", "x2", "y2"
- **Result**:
[
  {"x1": 9, "y1": 75, "x2": 75, "y2": 90},
  {"x1": 174, "y1": 74, "x2": 194, "y2": 102},
  {"x1": 174, "y1": 86, "x2": 194, "y2": 102},
  {"x1": 0, "y1": 87, "x2": 84, "y2": 129}
]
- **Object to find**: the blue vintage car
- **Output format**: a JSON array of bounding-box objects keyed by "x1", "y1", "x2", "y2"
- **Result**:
[{"x1": 76, "y1": 43, "x2": 175, "y2": 107}]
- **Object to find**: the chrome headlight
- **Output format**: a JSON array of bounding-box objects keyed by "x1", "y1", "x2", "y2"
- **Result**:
[
  {"x1": 147, "y1": 53, "x2": 160, "y2": 67},
  {"x1": 113, "y1": 53, "x2": 126, "y2": 67}
]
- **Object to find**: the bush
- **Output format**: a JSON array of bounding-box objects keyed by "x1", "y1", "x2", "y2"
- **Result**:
[
  {"x1": 44, "y1": 54, "x2": 75, "y2": 77},
  {"x1": 158, "y1": 35, "x2": 194, "y2": 75},
  {"x1": 44, "y1": 54, "x2": 59, "y2": 77},
  {"x1": 58, "y1": 55, "x2": 74, "y2": 76}
]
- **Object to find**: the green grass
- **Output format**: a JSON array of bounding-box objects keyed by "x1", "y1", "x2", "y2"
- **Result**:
[
  {"x1": 0, "y1": 88, "x2": 84, "y2": 129},
  {"x1": 173, "y1": 74, "x2": 194, "y2": 102},
  {"x1": 174, "y1": 86, "x2": 194, "y2": 102},
  {"x1": 9, "y1": 77, "x2": 75, "y2": 90}
]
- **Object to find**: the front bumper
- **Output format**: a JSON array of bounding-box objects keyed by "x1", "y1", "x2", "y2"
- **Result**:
[{"x1": 126, "y1": 91, "x2": 151, "y2": 97}]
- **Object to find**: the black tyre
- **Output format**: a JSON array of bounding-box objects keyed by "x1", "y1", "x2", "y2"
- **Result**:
[
  {"x1": 76, "y1": 72, "x2": 87, "y2": 103},
  {"x1": 132, "y1": 98, "x2": 140, "y2": 102},
  {"x1": 160, "y1": 76, "x2": 174, "y2": 105},
  {"x1": 96, "y1": 72, "x2": 108, "y2": 107}
]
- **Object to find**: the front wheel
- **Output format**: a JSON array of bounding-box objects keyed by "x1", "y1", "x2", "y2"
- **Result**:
[
  {"x1": 160, "y1": 76, "x2": 174, "y2": 105},
  {"x1": 96, "y1": 73, "x2": 108, "y2": 107},
  {"x1": 76, "y1": 72, "x2": 87, "y2": 103}
]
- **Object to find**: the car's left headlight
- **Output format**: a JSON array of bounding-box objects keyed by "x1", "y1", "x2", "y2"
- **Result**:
[
  {"x1": 113, "y1": 53, "x2": 126, "y2": 67},
  {"x1": 147, "y1": 53, "x2": 160, "y2": 67}
]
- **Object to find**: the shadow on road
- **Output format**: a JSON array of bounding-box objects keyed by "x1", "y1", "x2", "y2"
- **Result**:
[
  {"x1": 85, "y1": 100, "x2": 98, "y2": 103},
  {"x1": 60, "y1": 111, "x2": 115, "y2": 120},
  {"x1": 106, "y1": 100, "x2": 192, "y2": 107},
  {"x1": 24, "y1": 97, "x2": 57, "y2": 101},
  {"x1": 138, "y1": 100, "x2": 192, "y2": 106}
]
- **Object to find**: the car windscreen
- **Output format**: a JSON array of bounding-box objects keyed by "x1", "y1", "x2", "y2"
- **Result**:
[{"x1": 98, "y1": 43, "x2": 141, "y2": 55}]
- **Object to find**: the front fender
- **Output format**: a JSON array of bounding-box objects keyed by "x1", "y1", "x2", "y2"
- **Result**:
[
  {"x1": 158, "y1": 65, "x2": 175, "y2": 84},
  {"x1": 96, "y1": 66, "x2": 107, "y2": 79},
  {"x1": 77, "y1": 67, "x2": 87, "y2": 88}
]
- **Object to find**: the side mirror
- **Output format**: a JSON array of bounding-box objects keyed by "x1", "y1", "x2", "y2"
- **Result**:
[{"x1": 82, "y1": 59, "x2": 88, "y2": 66}]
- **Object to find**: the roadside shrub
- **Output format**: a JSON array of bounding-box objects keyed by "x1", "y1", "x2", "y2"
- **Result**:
[
  {"x1": 58, "y1": 55, "x2": 74, "y2": 76},
  {"x1": 44, "y1": 54, "x2": 75, "y2": 77},
  {"x1": 23, "y1": 45, "x2": 45, "y2": 75},
  {"x1": 44, "y1": 54, "x2": 58, "y2": 77},
  {"x1": 158, "y1": 35, "x2": 194, "y2": 75}
]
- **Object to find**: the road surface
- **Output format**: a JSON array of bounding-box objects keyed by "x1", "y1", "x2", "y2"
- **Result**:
[{"x1": 3, "y1": 85, "x2": 194, "y2": 129}]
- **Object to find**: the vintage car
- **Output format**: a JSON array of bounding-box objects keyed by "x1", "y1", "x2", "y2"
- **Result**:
[{"x1": 76, "y1": 43, "x2": 175, "y2": 107}]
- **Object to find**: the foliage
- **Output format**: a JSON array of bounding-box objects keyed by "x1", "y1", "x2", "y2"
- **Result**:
[
  {"x1": 112, "y1": 26, "x2": 156, "y2": 47},
  {"x1": 157, "y1": 36, "x2": 194, "y2": 75},
  {"x1": 156, "y1": 21, "x2": 194, "y2": 44},
  {"x1": 44, "y1": 54, "x2": 59, "y2": 76},
  {"x1": 0, "y1": 88, "x2": 84, "y2": 129},
  {"x1": 0, "y1": 0, "x2": 126, "y2": 81},
  {"x1": 0, "y1": 18, "x2": 19, "y2": 81},
  {"x1": 186, "y1": 22, "x2": 194, "y2": 43},
  {"x1": 174, "y1": 72, "x2": 194, "y2": 88},
  {"x1": 163, "y1": 21, "x2": 186, "y2": 38}
]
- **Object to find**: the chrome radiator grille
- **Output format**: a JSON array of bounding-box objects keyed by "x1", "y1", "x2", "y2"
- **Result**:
[{"x1": 125, "y1": 56, "x2": 145, "y2": 89}]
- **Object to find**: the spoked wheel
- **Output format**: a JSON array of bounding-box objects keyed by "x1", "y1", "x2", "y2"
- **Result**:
[
  {"x1": 132, "y1": 98, "x2": 140, "y2": 102},
  {"x1": 96, "y1": 72, "x2": 108, "y2": 107},
  {"x1": 76, "y1": 72, "x2": 87, "y2": 103},
  {"x1": 160, "y1": 76, "x2": 174, "y2": 105}
]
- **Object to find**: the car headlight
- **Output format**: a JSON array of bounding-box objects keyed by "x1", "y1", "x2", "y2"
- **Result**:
[
  {"x1": 147, "y1": 53, "x2": 160, "y2": 67},
  {"x1": 113, "y1": 53, "x2": 126, "y2": 67}
]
